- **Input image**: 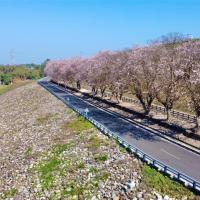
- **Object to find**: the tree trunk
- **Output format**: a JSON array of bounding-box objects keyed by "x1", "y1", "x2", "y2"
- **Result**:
[
  {"x1": 100, "y1": 88, "x2": 106, "y2": 98},
  {"x1": 92, "y1": 86, "x2": 98, "y2": 96},
  {"x1": 119, "y1": 93, "x2": 123, "y2": 101},
  {"x1": 109, "y1": 91, "x2": 114, "y2": 100},
  {"x1": 195, "y1": 116, "x2": 200, "y2": 131},
  {"x1": 166, "y1": 108, "x2": 172, "y2": 121},
  {"x1": 144, "y1": 106, "x2": 151, "y2": 115},
  {"x1": 115, "y1": 94, "x2": 120, "y2": 104},
  {"x1": 77, "y1": 81, "x2": 81, "y2": 90}
]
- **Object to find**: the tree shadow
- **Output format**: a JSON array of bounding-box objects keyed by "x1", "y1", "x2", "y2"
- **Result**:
[{"x1": 51, "y1": 81, "x2": 200, "y2": 144}]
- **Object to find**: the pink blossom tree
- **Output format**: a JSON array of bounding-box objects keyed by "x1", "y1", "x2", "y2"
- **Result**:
[
  {"x1": 177, "y1": 41, "x2": 200, "y2": 129},
  {"x1": 87, "y1": 51, "x2": 113, "y2": 97},
  {"x1": 156, "y1": 46, "x2": 183, "y2": 120},
  {"x1": 128, "y1": 45, "x2": 162, "y2": 115},
  {"x1": 108, "y1": 51, "x2": 130, "y2": 102}
]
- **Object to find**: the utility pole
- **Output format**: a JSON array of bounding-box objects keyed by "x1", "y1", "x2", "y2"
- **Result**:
[{"x1": 9, "y1": 49, "x2": 15, "y2": 66}]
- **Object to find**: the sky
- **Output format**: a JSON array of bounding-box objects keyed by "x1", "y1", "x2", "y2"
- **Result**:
[{"x1": 0, "y1": 0, "x2": 199, "y2": 64}]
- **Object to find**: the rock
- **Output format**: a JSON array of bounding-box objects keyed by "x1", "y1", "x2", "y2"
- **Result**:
[
  {"x1": 181, "y1": 196, "x2": 188, "y2": 200},
  {"x1": 154, "y1": 192, "x2": 163, "y2": 200},
  {"x1": 112, "y1": 192, "x2": 120, "y2": 200},
  {"x1": 164, "y1": 195, "x2": 170, "y2": 200},
  {"x1": 127, "y1": 180, "x2": 136, "y2": 191},
  {"x1": 136, "y1": 192, "x2": 143, "y2": 199},
  {"x1": 91, "y1": 196, "x2": 97, "y2": 200}
]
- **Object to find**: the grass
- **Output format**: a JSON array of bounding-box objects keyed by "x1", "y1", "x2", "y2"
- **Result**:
[
  {"x1": 62, "y1": 181, "x2": 87, "y2": 196},
  {"x1": 62, "y1": 116, "x2": 94, "y2": 133},
  {"x1": 0, "y1": 188, "x2": 18, "y2": 199},
  {"x1": 0, "y1": 85, "x2": 10, "y2": 95},
  {"x1": 36, "y1": 113, "x2": 59, "y2": 124},
  {"x1": 52, "y1": 143, "x2": 73, "y2": 155},
  {"x1": 94, "y1": 153, "x2": 108, "y2": 162},
  {"x1": 94, "y1": 172, "x2": 110, "y2": 182},
  {"x1": 61, "y1": 171, "x2": 110, "y2": 199},
  {"x1": 33, "y1": 139, "x2": 111, "y2": 199},
  {"x1": 24, "y1": 146, "x2": 33, "y2": 157},
  {"x1": 89, "y1": 167, "x2": 98, "y2": 174},
  {"x1": 32, "y1": 114, "x2": 112, "y2": 198},
  {"x1": 86, "y1": 135, "x2": 108, "y2": 150},
  {"x1": 0, "y1": 80, "x2": 34, "y2": 96},
  {"x1": 119, "y1": 146, "x2": 127, "y2": 153},
  {"x1": 77, "y1": 161, "x2": 85, "y2": 169},
  {"x1": 37, "y1": 157, "x2": 62, "y2": 189},
  {"x1": 34, "y1": 143, "x2": 74, "y2": 189},
  {"x1": 142, "y1": 165, "x2": 194, "y2": 199}
]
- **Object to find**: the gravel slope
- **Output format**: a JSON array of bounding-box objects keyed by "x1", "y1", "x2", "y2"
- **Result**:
[{"x1": 0, "y1": 82, "x2": 196, "y2": 200}]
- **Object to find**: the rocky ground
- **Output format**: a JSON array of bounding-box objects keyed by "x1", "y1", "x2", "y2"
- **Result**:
[{"x1": 0, "y1": 82, "x2": 198, "y2": 200}]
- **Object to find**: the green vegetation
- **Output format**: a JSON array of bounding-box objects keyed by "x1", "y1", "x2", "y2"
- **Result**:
[
  {"x1": 62, "y1": 116, "x2": 94, "y2": 133},
  {"x1": 0, "y1": 65, "x2": 42, "y2": 85},
  {"x1": 94, "y1": 172, "x2": 110, "y2": 182},
  {"x1": 52, "y1": 143, "x2": 73, "y2": 155},
  {"x1": 86, "y1": 135, "x2": 108, "y2": 150},
  {"x1": 62, "y1": 181, "x2": 88, "y2": 197},
  {"x1": 0, "y1": 73, "x2": 13, "y2": 85},
  {"x1": 142, "y1": 165, "x2": 194, "y2": 199},
  {"x1": 34, "y1": 146, "x2": 72, "y2": 189},
  {"x1": 0, "y1": 85, "x2": 10, "y2": 95},
  {"x1": 33, "y1": 140, "x2": 110, "y2": 199},
  {"x1": 94, "y1": 153, "x2": 108, "y2": 162},
  {"x1": 0, "y1": 188, "x2": 18, "y2": 199},
  {"x1": 61, "y1": 171, "x2": 110, "y2": 199},
  {"x1": 24, "y1": 147, "x2": 33, "y2": 157},
  {"x1": 37, "y1": 157, "x2": 62, "y2": 189},
  {"x1": 36, "y1": 113, "x2": 58, "y2": 124},
  {"x1": 77, "y1": 161, "x2": 85, "y2": 169},
  {"x1": 0, "y1": 80, "x2": 33, "y2": 95},
  {"x1": 119, "y1": 146, "x2": 127, "y2": 153}
]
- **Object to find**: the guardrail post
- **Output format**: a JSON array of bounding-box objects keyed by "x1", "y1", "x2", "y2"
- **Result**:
[
  {"x1": 135, "y1": 149, "x2": 138, "y2": 154},
  {"x1": 193, "y1": 181, "x2": 196, "y2": 189},
  {"x1": 177, "y1": 173, "x2": 181, "y2": 180},
  {"x1": 153, "y1": 160, "x2": 156, "y2": 166}
]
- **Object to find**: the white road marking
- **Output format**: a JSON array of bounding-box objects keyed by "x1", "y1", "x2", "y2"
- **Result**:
[{"x1": 160, "y1": 148, "x2": 180, "y2": 160}]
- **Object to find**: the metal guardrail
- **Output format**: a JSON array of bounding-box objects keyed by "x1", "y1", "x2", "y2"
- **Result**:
[
  {"x1": 104, "y1": 91, "x2": 196, "y2": 123},
  {"x1": 38, "y1": 81, "x2": 200, "y2": 193}
]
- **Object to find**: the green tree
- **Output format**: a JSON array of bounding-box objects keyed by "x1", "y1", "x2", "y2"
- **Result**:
[{"x1": 1, "y1": 73, "x2": 13, "y2": 85}]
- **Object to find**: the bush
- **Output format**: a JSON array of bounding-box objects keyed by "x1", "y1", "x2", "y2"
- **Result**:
[{"x1": 0, "y1": 73, "x2": 13, "y2": 85}]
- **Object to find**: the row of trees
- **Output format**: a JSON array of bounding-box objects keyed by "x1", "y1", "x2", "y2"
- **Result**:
[
  {"x1": 0, "y1": 65, "x2": 42, "y2": 85},
  {"x1": 44, "y1": 37, "x2": 200, "y2": 130}
]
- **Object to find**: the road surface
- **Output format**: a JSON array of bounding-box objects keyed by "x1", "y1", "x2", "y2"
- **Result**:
[{"x1": 39, "y1": 79, "x2": 200, "y2": 185}]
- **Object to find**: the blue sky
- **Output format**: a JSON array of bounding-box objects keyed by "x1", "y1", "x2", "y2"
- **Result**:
[{"x1": 0, "y1": 0, "x2": 199, "y2": 64}]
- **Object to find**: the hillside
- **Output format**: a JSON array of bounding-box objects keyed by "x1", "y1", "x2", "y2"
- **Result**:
[{"x1": 0, "y1": 82, "x2": 197, "y2": 200}]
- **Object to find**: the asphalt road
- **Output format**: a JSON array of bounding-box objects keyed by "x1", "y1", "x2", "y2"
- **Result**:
[{"x1": 39, "y1": 80, "x2": 200, "y2": 183}]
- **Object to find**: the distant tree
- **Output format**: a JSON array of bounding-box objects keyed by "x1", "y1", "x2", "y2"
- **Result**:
[
  {"x1": 12, "y1": 67, "x2": 29, "y2": 80},
  {"x1": 1, "y1": 73, "x2": 13, "y2": 85},
  {"x1": 160, "y1": 32, "x2": 187, "y2": 45},
  {"x1": 42, "y1": 59, "x2": 50, "y2": 76},
  {"x1": 27, "y1": 69, "x2": 41, "y2": 80}
]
